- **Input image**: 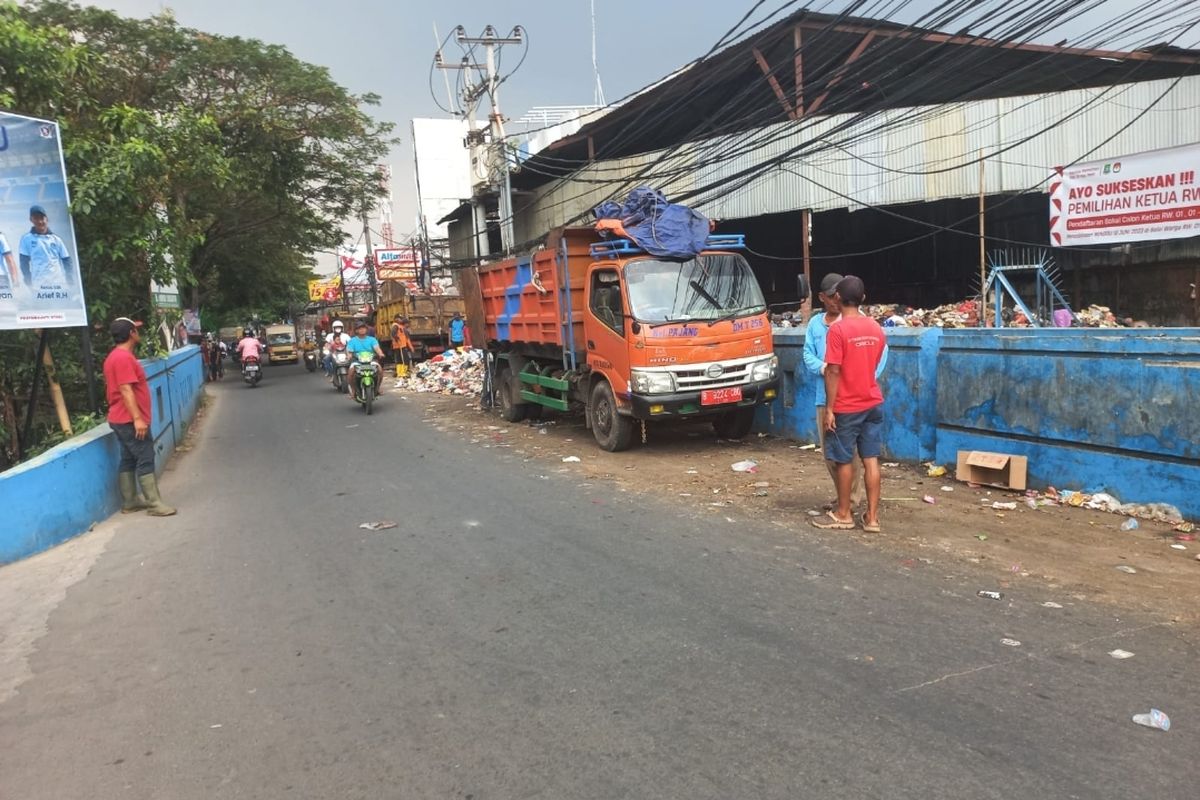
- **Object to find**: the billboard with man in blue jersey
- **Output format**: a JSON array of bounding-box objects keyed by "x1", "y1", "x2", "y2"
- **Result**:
[{"x1": 0, "y1": 111, "x2": 86, "y2": 330}]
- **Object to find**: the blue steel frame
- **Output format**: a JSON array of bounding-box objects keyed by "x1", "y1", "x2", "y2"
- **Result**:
[{"x1": 588, "y1": 234, "x2": 746, "y2": 260}]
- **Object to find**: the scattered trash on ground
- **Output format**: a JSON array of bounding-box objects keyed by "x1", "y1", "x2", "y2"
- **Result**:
[
  {"x1": 991, "y1": 501, "x2": 1018, "y2": 510},
  {"x1": 882, "y1": 462, "x2": 899, "y2": 467},
  {"x1": 1115, "y1": 565, "x2": 1138, "y2": 574},
  {"x1": 806, "y1": 509, "x2": 822, "y2": 517},
  {"x1": 922, "y1": 495, "x2": 936, "y2": 505},
  {"x1": 359, "y1": 521, "x2": 398, "y2": 531},
  {"x1": 398, "y1": 348, "x2": 486, "y2": 395},
  {"x1": 940, "y1": 486, "x2": 954, "y2": 492},
  {"x1": 1041, "y1": 601, "x2": 1063, "y2": 608},
  {"x1": 977, "y1": 590, "x2": 1004, "y2": 600},
  {"x1": 798, "y1": 443, "x2": 817, "y2": 450},
  {"x1": 731, "y1": 460, "x2": 758, "y2": 473},
  {"x1": 926, "y1": 464, "x2": 947, "y2": 478},
  {"x1": 562, "y1": 456, "x2": 581, "y2": 463},
  {"x1": 1131, "y1": 709, "x2": 1170, "y2": 731},
  {"x1": 1170, "y1": 543, "x2": 1186, "y2": 551},
  {"x1": 1121, "y1": 518, "x2": 1140, "y2": 531},
  {"x1": 976, "y1": 534, "x2": 988, "y2": 541},
  {"x1": 1000, "y1": 638, "x2": 1022, "y2": 647},
  {"x1": 1109, "y1": 649, "x2": 1135, "y2": 659}
]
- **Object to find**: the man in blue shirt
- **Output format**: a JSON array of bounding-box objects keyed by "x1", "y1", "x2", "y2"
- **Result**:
[
  {"x1": 19, "y1": 205, "x2": 74, "y2": 296},
  {"x1": 447, "y1": 311, "x2": 467, "y2": 350},
  {"x1": 803, "y1": 273, "x2": 888, "y2": 509},
  {"x1": 346, "y1": 320, "x2": 385, "y2": 401}
]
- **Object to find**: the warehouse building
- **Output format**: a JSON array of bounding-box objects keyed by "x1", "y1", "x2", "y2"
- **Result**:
[{"x1": 445, "y1": 10, "x2": 1200, "y2": 324}]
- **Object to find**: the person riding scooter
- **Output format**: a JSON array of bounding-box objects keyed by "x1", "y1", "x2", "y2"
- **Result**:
[
  {"x1": 346, "y1": 321, "x2": 385, "y2": 402},
  {"x1": 323, "y1": 320, "x2": 350, "y2": 378}
]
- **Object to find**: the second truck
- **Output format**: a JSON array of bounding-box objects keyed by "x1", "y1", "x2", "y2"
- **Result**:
[{"x1": 473, "y1": 227, "x2": 779, "y2": 451}]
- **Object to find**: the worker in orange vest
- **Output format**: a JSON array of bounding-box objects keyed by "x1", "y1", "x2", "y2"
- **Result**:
[{"x1": 391, "y1": 314, "x2": 413, "y2": 377}]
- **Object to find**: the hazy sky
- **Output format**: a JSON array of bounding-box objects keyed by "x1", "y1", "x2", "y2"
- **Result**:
[{"x1": 84, "y1": 0, "x2": 1158, "y2": 271}]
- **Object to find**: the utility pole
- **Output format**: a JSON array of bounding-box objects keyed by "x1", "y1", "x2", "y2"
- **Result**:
[
  {"x1": 361, "y1": 206, "x2": 379, "y2": 312},
  {"x1": 435, "y1": 25, "x2": 525, "y2": 257}
]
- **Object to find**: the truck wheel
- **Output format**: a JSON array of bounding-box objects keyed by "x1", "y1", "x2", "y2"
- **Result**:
[
  {"x1": 590, "y1": 381, "x2": 635, "y2": 452},
  {"x1": 498, "y1": 368, "x2": 527, "y2": 423},
  {"x1": 713, "y1": 407, "x2": 756, "y2": 440}
]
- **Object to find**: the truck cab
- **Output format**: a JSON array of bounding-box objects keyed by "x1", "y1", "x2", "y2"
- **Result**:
[
  {"x1": 583, "y1": 235, "x2": 778, "y2": 445},
  {"x1": 265, "y1": 324, "x2": 298, "y2": 364}
]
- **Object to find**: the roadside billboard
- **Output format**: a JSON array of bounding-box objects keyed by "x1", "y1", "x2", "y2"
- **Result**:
[
  {"x1": 374, "y1": 247, "x2": 419, "y2": 281},
  {"x1": 0, "y1": 112, "x2": 86, "y2": 330},
  {"x1": 308, "y1": 277, "x2": 342, "y2": 302},
  {"x1": 1050, "y1": 143, "x2": 1200, "y2": 246}
]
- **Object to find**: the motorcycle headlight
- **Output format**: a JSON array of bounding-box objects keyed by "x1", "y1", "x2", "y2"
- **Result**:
[
  {"x1": 750, "y1": 355, "x2": 778, "y2": 382},
  {"x1": 630, "y1": 369, "x2": 675, "y2": 395}
]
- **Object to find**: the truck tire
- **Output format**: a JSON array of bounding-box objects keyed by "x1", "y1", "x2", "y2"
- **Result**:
[
  {"x1": 498, "y1": 368, "x2": 527, "y2": 423},
  {"x1": 713, "y1": 407, "x2": 756, "y2": 440},
  {"x1": 590, "y1": 380, "x2": 635, "y2": 452}
]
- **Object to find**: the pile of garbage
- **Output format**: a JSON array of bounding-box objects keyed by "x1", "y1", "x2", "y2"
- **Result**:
[
  {"x1": 773, "y1": 299, "x2": 1125, "y2": 329},
  {"x1": 1017, "y1": 486, "x2": 1192, "y2": 530},
  {"x1": 398, "y1": 348, "x2": 485, "y2": 396}
]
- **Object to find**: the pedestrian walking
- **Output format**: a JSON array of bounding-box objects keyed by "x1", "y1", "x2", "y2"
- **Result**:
[
  {"x1": 803, "y1": 273, "x2": 888, "y2": 510},
  {"x1": 811, "y1": 276, "x2": 885, "y2": 533},
  {"x1": 103, "y1": 317, "x2": 176, "y2": 516}
]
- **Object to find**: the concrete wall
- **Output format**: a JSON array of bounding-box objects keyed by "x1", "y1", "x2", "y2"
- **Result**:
[
  {"x1": 762, "y1": 327, "x2": 1200, "y2": 519},
  {"x1": 0, "y1": 346, "x2": 205, "y2": 564}
]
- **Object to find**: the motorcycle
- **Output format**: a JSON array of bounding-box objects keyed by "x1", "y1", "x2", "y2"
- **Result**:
[
  {"x1": 241, "y1": 354, "x2": 262, "y2": 387},
  {"x1": 330, "y1": 342, "x2": 350, "y2": 394},
  {"x1": 351, "y1": 350, "x2": 380, "y2": 415},
  {"x1": 303, "y1": 348, "x2": 318, "y2": 372}
]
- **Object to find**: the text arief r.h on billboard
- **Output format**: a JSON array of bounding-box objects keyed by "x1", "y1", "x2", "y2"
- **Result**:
[{"x1": 1049, "y1": 142, "x2": 1200, "y2": 247}]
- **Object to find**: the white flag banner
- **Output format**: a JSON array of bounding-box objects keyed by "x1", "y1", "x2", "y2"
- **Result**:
[{"x1": 1050, "y1": 143, "x2": 1200, "y2": 247}]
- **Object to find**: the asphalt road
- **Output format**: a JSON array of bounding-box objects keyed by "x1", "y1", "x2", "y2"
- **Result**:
[{"x1": 1, "y1": 364, "x2": 1197, "y2": 799}]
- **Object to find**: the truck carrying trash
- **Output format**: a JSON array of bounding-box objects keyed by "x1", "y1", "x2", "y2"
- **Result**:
[{"x1": 470, "y1": 221, "x2": 778, "y2": 452}]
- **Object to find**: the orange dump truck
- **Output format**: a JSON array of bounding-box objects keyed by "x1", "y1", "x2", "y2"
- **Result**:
[{"x1": 475, "y1": 227, "x2": 779, "y2": 451}]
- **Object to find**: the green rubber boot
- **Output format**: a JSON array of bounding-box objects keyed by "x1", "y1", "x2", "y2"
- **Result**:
[
  {"x1": 137, "y1": 473, "x2": 177, "y2": 517},
  {"x1": 118, "y1": 471, "x2": 149, "y2": 513}
]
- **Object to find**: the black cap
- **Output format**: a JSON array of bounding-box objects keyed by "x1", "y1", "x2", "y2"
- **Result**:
[
  {"x1": 110, "y1": 316, "x2": 144, "y2": 342},
  {"x1": 819, "y1": 273, "x2": 844, "y2": 296}
]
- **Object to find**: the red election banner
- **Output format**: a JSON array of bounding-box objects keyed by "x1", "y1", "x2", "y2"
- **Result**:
[{"x1": 1049, "y1": 143, "x2": 1200, "y2": 246}]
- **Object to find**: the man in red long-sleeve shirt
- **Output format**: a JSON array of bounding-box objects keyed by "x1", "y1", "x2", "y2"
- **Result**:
[
  {"x1": 812, "y1": 276, "x2": 886, "y2": 533},
  {"x1": 103, "y1": 316, "x2": 176, "y2": 516}
]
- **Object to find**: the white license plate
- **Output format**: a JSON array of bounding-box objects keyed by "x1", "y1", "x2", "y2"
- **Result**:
[{"x1": 246, "y1": 365, "x2": 258, "y2": 371}]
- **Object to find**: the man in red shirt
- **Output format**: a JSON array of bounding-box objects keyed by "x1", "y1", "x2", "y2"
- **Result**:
[
  {"x1": 813, "y1": 276, "x2": 885, "y2": 533},
  {"x1": 103, "y1": 317, "x2": 176, "y2": 516}
]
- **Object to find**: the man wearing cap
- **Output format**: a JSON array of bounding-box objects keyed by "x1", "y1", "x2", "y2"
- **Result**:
[
  {"x1": 103, "y1": 317, "x2": 176, "y2": 516},
  {"x1": 19, "y1": 204, "x2": 73, "y2": 294},
  {"x1": 802, "y1": 273, "x2": 887, "y2": 510}
]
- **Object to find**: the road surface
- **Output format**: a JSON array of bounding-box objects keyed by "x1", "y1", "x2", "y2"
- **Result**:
[{"x1": 1, "y1": 365, "x2": 1196, "y2": 799}]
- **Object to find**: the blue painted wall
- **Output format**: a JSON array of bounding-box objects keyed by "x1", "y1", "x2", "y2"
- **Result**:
[
  {"x1": 0, "y1": 346, "x2": 205, "y2": 564},
  {"x1": 760, "y1": 327, "x2": 1200, "y2": 519}
]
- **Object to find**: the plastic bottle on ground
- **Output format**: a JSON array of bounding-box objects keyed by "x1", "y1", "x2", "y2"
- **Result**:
[{"x1": 1131, "y1": 709, "x2": 1170, "y2": 731}]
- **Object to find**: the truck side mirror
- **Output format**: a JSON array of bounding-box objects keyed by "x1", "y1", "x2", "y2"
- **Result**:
[{"x1": 796, "y1": 275, "x2": 811, "y2": 303}]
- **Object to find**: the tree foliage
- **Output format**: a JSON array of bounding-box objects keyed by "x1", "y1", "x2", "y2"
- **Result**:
[{"x1": 0, "y1": 1, "x2": 395, "y2": 467}]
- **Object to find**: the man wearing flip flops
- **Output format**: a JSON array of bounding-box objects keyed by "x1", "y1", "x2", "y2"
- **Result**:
[{"x1": 811, "y1": 276, "x2": 885, "y2": 533}]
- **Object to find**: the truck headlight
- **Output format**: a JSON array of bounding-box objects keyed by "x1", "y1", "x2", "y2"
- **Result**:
[
  {"x1": 750, "y1": 355, "x2": 778, "y2": 382},
  {"x1": 631, "y1": 369, "x2": 675, "y2": 394}
]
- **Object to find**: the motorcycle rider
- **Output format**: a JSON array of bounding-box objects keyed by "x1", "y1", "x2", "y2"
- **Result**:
[
  {"x1": 236, "y1": 331, "x2": 263, "y2": 367},
  {"x1": 323, "y1": 319, "x2": 351, "y2": 378},
  {"x1": 346, "y1": 320, "x2": 385, "y2": 402}
]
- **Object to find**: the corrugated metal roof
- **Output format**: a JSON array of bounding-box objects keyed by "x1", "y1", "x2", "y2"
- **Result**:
[{"x1": 514, "y1": 75, "x2": 1200, "y2": 235}]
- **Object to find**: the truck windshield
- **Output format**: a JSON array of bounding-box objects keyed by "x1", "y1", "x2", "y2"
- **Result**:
[
  {"x1": 624, "y1": 254, "x2": 766, "y2": 324},
  {"x1": 268, "y1": 333, "x2": 294, "y2": 346}
]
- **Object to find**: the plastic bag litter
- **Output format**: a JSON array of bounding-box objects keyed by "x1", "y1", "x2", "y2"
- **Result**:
[
  {"x1": 1118, "y1": 502, "x2": 1184, "y2": 524},
  {"x1": 731, "y1": 460, "x2": 758, "y2": 473},
  {"x1": 1084, "y1": 492, "x2": 1123, "y2": 512},
  {"x1": 359, "y1": 521, "x2": 398, "y2": 531},
  {"x1": 926, "y1": 464, "x2": 947, "y2": 478},
  {"x1": 562, "y1": 456, "x2": 581, "y2": 463}
]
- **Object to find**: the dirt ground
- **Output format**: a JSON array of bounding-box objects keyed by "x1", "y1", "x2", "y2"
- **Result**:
[{"x1": 399, "y1": 390, "x2": 1200, "y2": 624}]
